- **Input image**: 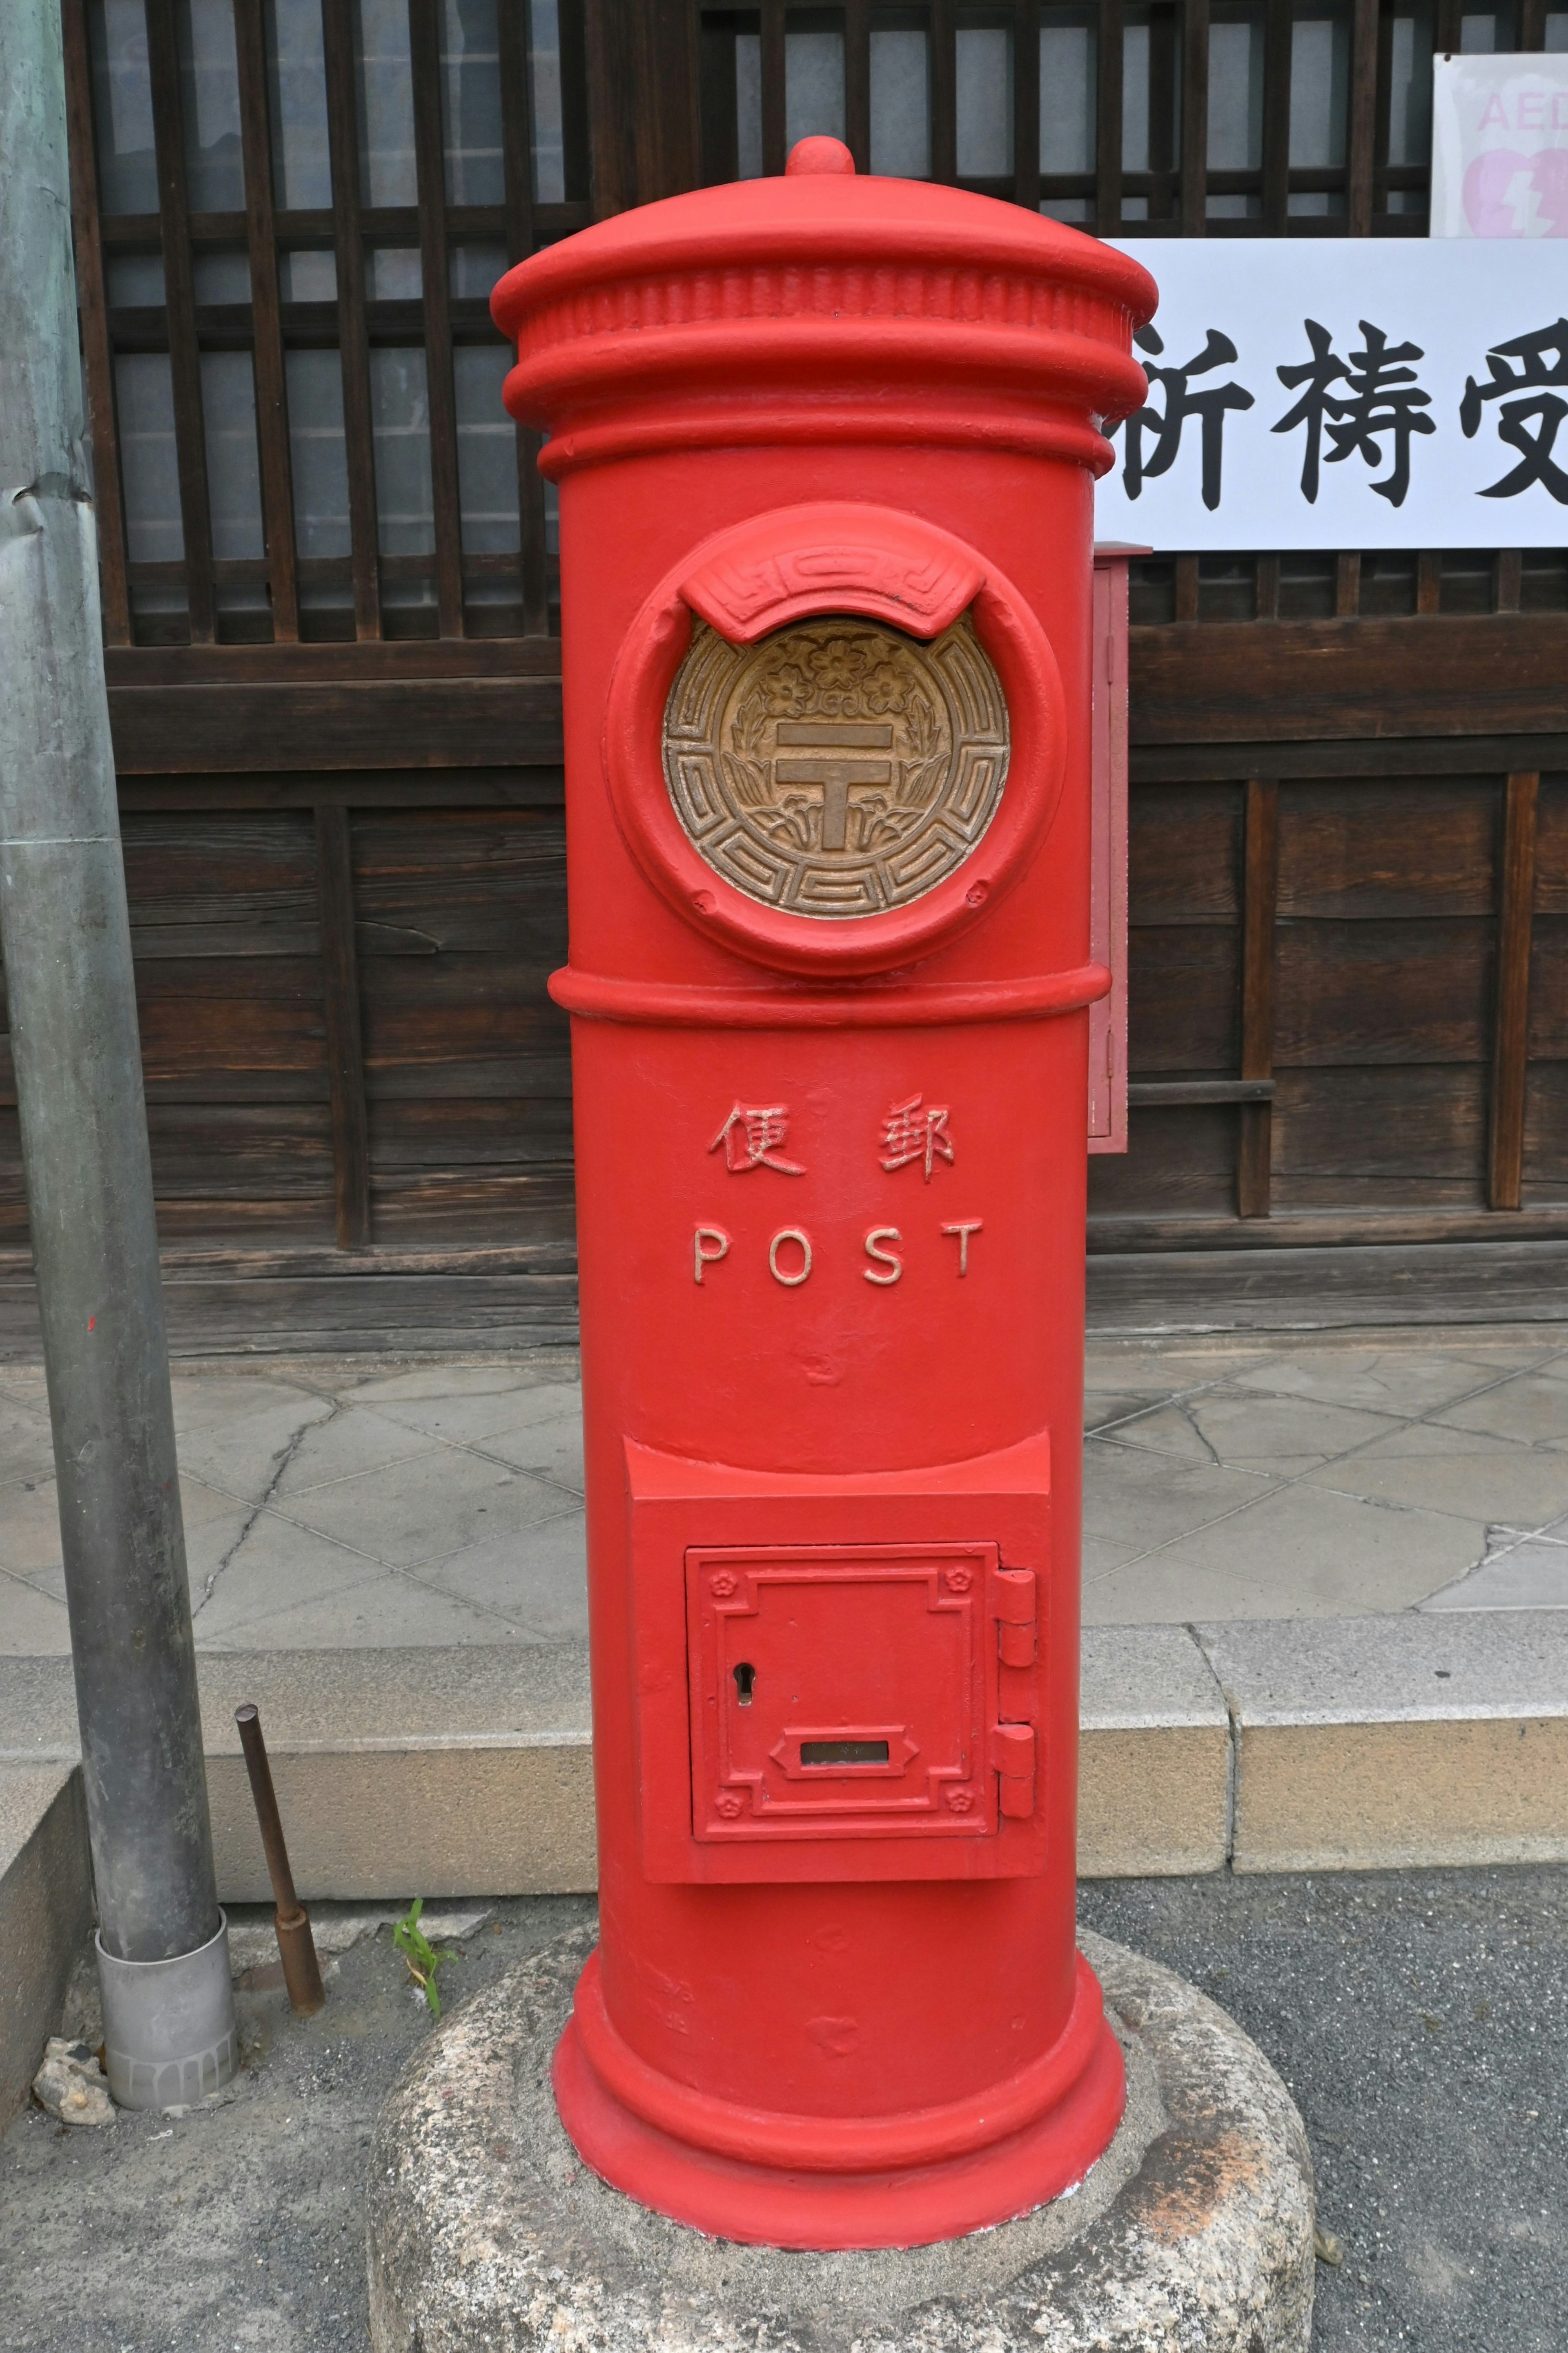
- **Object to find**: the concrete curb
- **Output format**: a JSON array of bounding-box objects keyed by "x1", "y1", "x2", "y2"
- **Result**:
[
  {"x1": 0, "y1": 1762, "x2": 94, "y2": 2129},
  {"x1": 2, "y1": 1613, "x2": 1564, "y2": 2129},
  {"x1": 1, "y1": 1614, "x2": 1562, "y2": 1911},
  {"x1": 1195, "y1": 1612, "x2": 1568, "y2": 1872}
]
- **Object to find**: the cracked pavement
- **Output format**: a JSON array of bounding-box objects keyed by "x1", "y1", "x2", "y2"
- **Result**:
[{"x1": 2, "y1": 1327, "x2": 1568, "y2": 1652}]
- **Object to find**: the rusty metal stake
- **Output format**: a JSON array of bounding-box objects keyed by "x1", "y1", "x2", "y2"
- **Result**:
[{"x1": 235, "y1": 1704, "x2": 325, "y2": 2016}]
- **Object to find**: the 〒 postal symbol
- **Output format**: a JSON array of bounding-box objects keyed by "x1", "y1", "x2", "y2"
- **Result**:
[{"x1": 662, "y1": 611, "x2": 1009, "y2": 918}]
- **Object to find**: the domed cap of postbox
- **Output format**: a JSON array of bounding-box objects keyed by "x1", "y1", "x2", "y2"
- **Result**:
[{"x1": 491, "y1": 140, "x2": 1157, "y2": 482}]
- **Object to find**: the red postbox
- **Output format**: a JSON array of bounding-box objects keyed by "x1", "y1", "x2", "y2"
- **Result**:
[{"x1": 492, "y1": 138, "x2": 1156, "y2": 2252}]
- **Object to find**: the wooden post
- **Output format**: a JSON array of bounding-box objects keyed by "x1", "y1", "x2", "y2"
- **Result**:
[
  {"x1": 1488, "y1": 772, "x2": 1539, "y2": 1212},
  {"x1": 315, "y1": 805, "x2": 372, "y2": 1248},
  {"x1": 1238, "y1": 779, "x2": 1278, "y2": 1218}
]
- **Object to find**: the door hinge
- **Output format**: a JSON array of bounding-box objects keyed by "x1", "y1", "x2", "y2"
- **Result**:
[
  {"x1": 989, "y1": 1564, "x2": 1036, "y2": 1666},
  {"x1": 989, "y1": 1566, "x2": 1038, "y2": 1817},
  {"x1": 989, "y1": 1722, "x2": 1036, "y2": 1818}
]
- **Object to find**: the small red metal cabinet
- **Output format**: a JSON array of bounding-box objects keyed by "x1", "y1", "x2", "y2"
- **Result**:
[
  {"x1": 626, "y1": 1431, "x2": 1053, "y2": 1880},
  {"x1": 494, "y1": 136, "x2": 1155, "y2": 2253}
]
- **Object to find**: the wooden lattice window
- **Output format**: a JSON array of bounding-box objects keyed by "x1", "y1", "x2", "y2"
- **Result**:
[
  {"x1": 65, "y1": 0, "x2": 589, "y2": 647},
  {"x1": 698, "y1": 0, "x2": 1568, "y2": 232}
]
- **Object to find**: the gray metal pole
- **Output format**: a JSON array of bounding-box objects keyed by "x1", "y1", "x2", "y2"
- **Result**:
[{"x1": 0, "y1": 0, "x2": 235, "y2": 2102}]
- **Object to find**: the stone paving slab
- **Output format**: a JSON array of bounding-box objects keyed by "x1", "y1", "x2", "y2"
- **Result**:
[{"x1": 4, "y1": 1328, "x2": 1568, "y2": 1658}]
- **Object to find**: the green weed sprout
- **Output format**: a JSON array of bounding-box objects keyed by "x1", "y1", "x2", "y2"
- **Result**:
[{"x1": 393, "y1": 1898, "x2": 460, "y2": 2020}]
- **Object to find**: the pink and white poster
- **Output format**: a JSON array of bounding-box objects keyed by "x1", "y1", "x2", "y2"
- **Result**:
[{"x1": 1431, "y1": 54, "x2": 1568, "y2": 238}]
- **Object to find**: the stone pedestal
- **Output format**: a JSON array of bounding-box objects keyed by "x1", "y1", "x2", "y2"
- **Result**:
[{"x1": 366, "y1": 1927, "x2": 1315, "y2": 2352}]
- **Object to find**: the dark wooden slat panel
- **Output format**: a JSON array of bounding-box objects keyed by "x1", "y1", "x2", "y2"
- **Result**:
[
  {"x1": 1086, "y1": 1104, "x2": 1237, "y2": 1216},
  {"x1": 369, "y1": 1097, "x2": 575, "y2": 1167},
  {"x1": 0, "y1": 1266, "x2": 581, "y2": 1357},
  {"x1": 1178, "y1": 0, "x2": 1208, "y2": 233},
  {"x1": 1277, "y1": 779, "x2": 1499, "y2": 919},
  {"x1": 122, "y1": 811, "x2": 320, "y2": 954},
  {"x1": 1532, "y1": 774, "x2": 1568, "y2": 911},
  {"x1": 1238, "y1": 779, "x2": 1278, "y2": 1217},
  {"x1": 350, "y1": 811, "x2": 568, "y2": 954},
  {"x1": 365, "y1": 1053, "x2": 572, "y2": 1100},
  {"x1": 931, "y1": 0, "x2": 958, "y2": 183},
  {"x1": 1012, "y1": 0, "x2": 1040, "y2": 211},
  {"x1": 1496, "y1": 550, "x2": 1523, "y2": 615},
  {"x1": 0, "y1": 1030, "x2": 328, "y2": 1111},
  {"x1": 1135, "y1": 735, "x2": 1568, "y2": 785},
  {"x1": 1127, "y1": 928, "x2": 1241, "y2": 1069},
  {"x1": 359, "y1": 951, "x2": 568, "y2": 1083},
  {"x1": 1523, "y1": 1062, "x2": 1568, "y2": 1198},
  {"x1": 321, "y1": 0, "x2": 382, "y2": 636},
  {"x1": 1095, "y1": 0, "x2": 1125, "y2": 233},
  {"x1": 1345, "y1": 0, "x2": 1378, "y2": 236},
  {"x1": 1130, "y1": 618, "x2": 1568, "y2": 745},
  {"x1": 144, "y1": 0, "x2": 216, "y2": 642},
  {"x1": 699, "y1": 13, "x2": 742, "y2": 183},
  {"x1": 106, "y1": 640, "x2": 561, "y2": 685},
  {"x1": 409, "y1": 0, "x2": 466, "y2": 638},
  {"x1": 134, "y1": 963, "x2": 330, "y2": 1092},
  {"x1": 145, "y1": 1102, "x2": 336, "y2": 1195},
  {"x1": 370, "y1": 1171, "x2": 578, "y2": 1243},
  {"x1": 1272, "y1": 1066, "x2": 1487, "y2": 1210},
  {"x1": 61, "y1": 0, "x2": 131, "y2": 647},
  {"x1": 234, "y1": 0, "x2": 298, "y2": 641},
  {"x1": 1334, "y1": 553, "x2": 1361, "y2": 618},
  {"x1": 585, "y1": 0, "x2": 702, "y2": 213},
  {"x1": 1274, "y1": 918, "x2": 1494, "y2": 1064},
  {"x1": 1129, "y1": 783, "x2": 1242, "y2": 921},
  {"x1": 760, "y1": 0, "x2": 786, "y2": 177},
  {"x1": 1260, "y1": 0, "x2": 1292, "y2": 234},
  {"x1": 1416, "y1": 550, "x2": 1442, "y2": 615},
  {"x1": 1173, "y1": 557, "x2": 1199, "y2": 622},
  {"x1": 1147, "y1": 0, "x2": 1178, "y2": 220},
  {"x1": 1089, "y1": 1204, "x2": 1568, "y2": 1251},
  {"x1": 845, "y1": 0, "x2": 871, "y2": 175},
  {"x1": 118, "y1": 768, "x2": 566, "y2": 811},
  {"x1": 497, "y1": 0, "x2": 549, "y2": 635},
  {"x1": 1087, "y1": 1239, "x2": 1568, "y2": 1332},
  {"x1": 1129, "y1": 1079, "x2": 1275, "y2": 1103},
  {"x1": 1488, "y1": 772, "x2": 1539, "y2": 1210},
  {"x1": 108, "y1": 679, "x2": 566, "y2": 771},
  {"x1": 316, "y1": 806, "x2": 372, "y2": 1247},
  {"x1": 1526, "y1": 915, "x2": 1568, "y2": 1057}
]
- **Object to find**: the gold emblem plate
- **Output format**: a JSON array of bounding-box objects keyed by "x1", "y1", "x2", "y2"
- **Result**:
[{"x1": 662, "y1": 613, "x2": 1010, "y2": 918}]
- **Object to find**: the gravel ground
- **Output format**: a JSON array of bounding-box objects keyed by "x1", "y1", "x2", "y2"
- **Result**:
[
  {"x1": 1080, "y1": 1867, "x2": 1568, "y2": 2353},
  {"x1": 2, "y1": 1868, "x2": 1563, "y2": 2352}
]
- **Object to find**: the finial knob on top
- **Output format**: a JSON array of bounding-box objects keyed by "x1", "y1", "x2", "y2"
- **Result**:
[{"x1": 786, "y1": 136, "x2": 856, "y2": 176}]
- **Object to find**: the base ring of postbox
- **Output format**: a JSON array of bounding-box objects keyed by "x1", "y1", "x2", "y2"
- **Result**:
[
  {"x1": 553, "y1": 1950, "x2": 1128, "y2": 2247},
  {"x1": 563, "y1": 1943, "x2": 1121, "y2": 2173}
]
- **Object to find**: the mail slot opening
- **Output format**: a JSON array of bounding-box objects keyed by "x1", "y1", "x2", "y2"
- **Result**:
[
  {"x1": 799, "y1": 1738, "x2": 891, "y2": 1767},
  {"x1": 733, "y1": 1662, "x2": 756, "y2": 1706}
]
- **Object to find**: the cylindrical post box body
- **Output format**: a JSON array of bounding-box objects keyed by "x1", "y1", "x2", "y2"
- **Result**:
[{"x1": 494, "y1": 148, "x2": 1155, "y2": 2250}]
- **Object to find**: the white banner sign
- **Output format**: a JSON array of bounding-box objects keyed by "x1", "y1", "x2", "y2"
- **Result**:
[
  {"x1": 1431, "y1": 54, "x2": 1568, "y2": 238},
  {"x1": 1091, "y1": 238, "x2": 1568, "y2": 550}
]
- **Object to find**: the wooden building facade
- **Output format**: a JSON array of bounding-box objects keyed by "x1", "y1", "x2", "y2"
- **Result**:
[{"x1": 13, "y1": 0, "x2": 1568, "y2": 1344}]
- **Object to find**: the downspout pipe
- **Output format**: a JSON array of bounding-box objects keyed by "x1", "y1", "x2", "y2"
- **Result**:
[{"x1": 0, "y1": 0, "x2": 236, "y2": 2106}]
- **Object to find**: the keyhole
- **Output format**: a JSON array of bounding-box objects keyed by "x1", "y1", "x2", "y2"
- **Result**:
[{"x1": 733, "y1": 1662, "x2": 756, "y2": 1707}]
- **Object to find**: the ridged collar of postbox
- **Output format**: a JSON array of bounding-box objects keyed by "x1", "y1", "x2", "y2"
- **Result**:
[{"x1": 490, "y1": 139, "x2": 1157, "y2": 483}]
